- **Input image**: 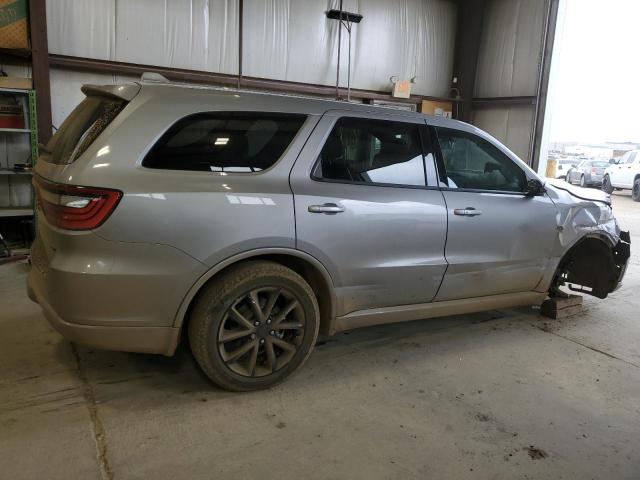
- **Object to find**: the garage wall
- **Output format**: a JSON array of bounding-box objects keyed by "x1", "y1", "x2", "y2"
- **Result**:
[
  {"x1": 471, "y1": 105, "x2": 535, "y2": 161},
  {"x1": 46, "y1": 0, "x2": 240, "y2": 74},
  {"x1": 471, "y1": 0, "x2": 546, "y2": 163},
  {"x1": 46, "y1": 0, "x2": 456, "y2": 99},
  {"x1": 243, "y1": 0, "x2": 456, "y2": 96}
]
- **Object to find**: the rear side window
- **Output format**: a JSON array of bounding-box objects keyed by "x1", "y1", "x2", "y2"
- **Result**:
[
  {"x1": 143, "y1": 112, "x2": 306, "y2": 172},
  {"x1": 44, "y1": 96, "x2": 127, "y2": 165},
  {"x1": 312, "y1": 117, "x2": 426, "y2": 187}
]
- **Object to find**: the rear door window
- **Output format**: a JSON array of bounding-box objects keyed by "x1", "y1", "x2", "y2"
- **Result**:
[
  {"x1": 312, "y1": 117, "x2": 426, "y2": 187},
  {"x1": 44, "y1": 96, "x2": 127, "y2": 165},
  {"x1": 143, "y1": 112, "x2": 307, "y2": 172}
]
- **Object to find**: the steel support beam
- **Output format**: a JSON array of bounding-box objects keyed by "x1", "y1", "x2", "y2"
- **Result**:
[
  {"x1": 48, "y1": 54, "x2": 459, "y2": 107},
  {"x1": 28, "y1": 0, "x2": 52, "y2": 144},
  {"x1": 451, "y1": 0, "x2": 485, "y2": 122},
  {"x1": 530, "y1": 0, "x2": 560, "y2": 172},
  {"x1": 472, "y1": 96, "x2": 537, "y2": 107}
]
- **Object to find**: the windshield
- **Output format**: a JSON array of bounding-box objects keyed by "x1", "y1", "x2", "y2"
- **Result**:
[
  {"x1": 592, "y1": 161, "x2": 609, "y2": 168},
  {"x1": 43, "y1": 96, "x2": 127, "y2": 165}
]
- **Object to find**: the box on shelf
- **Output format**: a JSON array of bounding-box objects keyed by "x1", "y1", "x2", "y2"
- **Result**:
[
  {"x1": 0, "y1": 96, "x2": 25, "y2": 128},
  {"x1": 0, "y1": 76, "x2": 31, "y2": 89},
  {"x1": 0, "y1": 0, "x2": 28, "y2": 50},
  {"x1": 421, "y1": 100, "x2": 453, "y2": 118}
]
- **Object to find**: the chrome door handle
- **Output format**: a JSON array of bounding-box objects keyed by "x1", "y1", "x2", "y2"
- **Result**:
[
  {"x1": 454, "y1": 207, "x2": 482, "y2": 217},
  {"x1": 308, "y1": 203, "x2": 345, "y2": 214}
]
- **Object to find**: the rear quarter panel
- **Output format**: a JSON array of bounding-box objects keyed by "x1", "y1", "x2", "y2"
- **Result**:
[{"x1": 64, "y1": 88, "x2": 321, "y2": 267}]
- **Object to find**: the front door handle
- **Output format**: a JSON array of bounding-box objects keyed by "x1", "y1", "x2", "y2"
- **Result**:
[
  {"x1": 454, "y1": 207, "x2": 482, "y2": 217},
  {"x1": 308, "y1": 203, "x2": 345, "y2": 214}
]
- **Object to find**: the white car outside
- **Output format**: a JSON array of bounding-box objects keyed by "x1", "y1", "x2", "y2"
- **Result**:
[{"x1": 602, "y1": 150, "x2": 640, "y2": 201}]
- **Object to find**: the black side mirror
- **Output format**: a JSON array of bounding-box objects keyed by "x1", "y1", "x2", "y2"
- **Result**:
[{"x1": 524, "y1": 178, "x2": 545, "y2": 197}]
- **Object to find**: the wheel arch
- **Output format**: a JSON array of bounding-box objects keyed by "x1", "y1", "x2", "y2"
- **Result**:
[
  {"x1": 174, "y1": 248, "x2": 337, "y2": 339},
  {"x1": 552, "y1": 233, "x2": 621, "y2": 298}
]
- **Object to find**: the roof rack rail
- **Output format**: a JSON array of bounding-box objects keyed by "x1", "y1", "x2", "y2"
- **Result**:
[{"x1": 141, "y1": 72, "x2": 170, "y2": 83}]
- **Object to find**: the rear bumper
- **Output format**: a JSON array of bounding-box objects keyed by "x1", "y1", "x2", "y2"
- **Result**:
[
  {"x1": 28, "y1": 269, "x2": 181, "y2": 355},
  {"x1": 587, "y1": 174, "x2": 603, "y2": 185},
  {"x1": 26, "y1": 230, "x2": 206, "y2": 356}
]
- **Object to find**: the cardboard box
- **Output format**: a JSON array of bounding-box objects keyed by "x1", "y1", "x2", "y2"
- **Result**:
[
  {"x1": 0, "y1": 76, "x2": 31, "y2": 89},
  {"x1": 0, "y1": 0, "x2": 29, "y2": 50},
  {"x1": 421, "y1": 100, "x2": 453, "y2": 118}
]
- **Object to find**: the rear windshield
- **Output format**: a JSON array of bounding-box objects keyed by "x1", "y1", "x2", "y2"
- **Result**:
[
  {"x1": 592, "y1": 161, "x2": 609, "y2": 168},
  {"x1": 142, "y1": 112, "x2": 307, "y2": 172},
  {"x1": 43, "y1": 96, "x2": 126, "y2": 165}
]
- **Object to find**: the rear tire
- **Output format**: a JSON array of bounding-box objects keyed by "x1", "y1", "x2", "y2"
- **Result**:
[
  {"x1": 188, "y1": 260, "x2": 319, "y2": 391},
  {"x1": 633, "y1": 179, "x2": 640, "y2": 202},
  {"x1": 579, "y1": 175, "x2": 586, "y2": 187},
  {"x1": 602, "y1": 175, "x2": 614, "y2": 194}
]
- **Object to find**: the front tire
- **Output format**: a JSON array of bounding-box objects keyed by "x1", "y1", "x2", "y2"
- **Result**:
[
  {"x1": 188, "y1": 260, "x2": 320, "y2": 391},
  {"x1": 633, "y1": 178, "x2": 640, "y2": 202},
  {"x1": 602, "y1": 175, "x2": 614, "y2": 194}
]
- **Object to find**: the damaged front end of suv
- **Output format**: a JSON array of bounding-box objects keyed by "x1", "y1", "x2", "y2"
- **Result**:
[{"x1": 545, "y1": 180, "x2": 631, "y2": 299}]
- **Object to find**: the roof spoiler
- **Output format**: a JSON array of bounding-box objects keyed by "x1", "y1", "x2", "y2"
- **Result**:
[{"x1": 81, "y1": 83, "x2": 141, "y2": 102}]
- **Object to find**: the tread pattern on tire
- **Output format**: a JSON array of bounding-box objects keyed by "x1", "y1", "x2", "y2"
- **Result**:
[{"x1": 188, "y1": 260, "x2": 320, "y2": 391}]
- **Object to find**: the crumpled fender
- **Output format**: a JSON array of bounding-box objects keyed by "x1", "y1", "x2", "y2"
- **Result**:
[
  {"x1": 542, "y1": 180, "x2": 629, "y2": 298},
  {"x1": 544, "y1": 180, "x2": 620, "y2": 250}
]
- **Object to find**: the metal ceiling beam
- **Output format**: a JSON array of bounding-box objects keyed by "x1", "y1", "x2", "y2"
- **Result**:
[
  {"x1": 472, "y1": 96, "x2": 537, "y2": 107},
  {"x1": 48, "y1": 54, "x2": 460, "y2": 107}
]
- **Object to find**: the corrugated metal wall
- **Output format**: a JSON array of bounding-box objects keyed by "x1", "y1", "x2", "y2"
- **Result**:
[
  {"x1": 243, "y1": 0, "x2": 456, "y2": 96},
  {"x1": 46, "y1": 0, "x2": 457, "y2": 127},
  {"x1": 471, "y1": 0, "x2": 546, "y2": 161}
]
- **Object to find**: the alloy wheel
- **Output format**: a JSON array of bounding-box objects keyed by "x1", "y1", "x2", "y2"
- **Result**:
[{"x1": 217, "y1": 287, "x2": 305, "y2": 377}]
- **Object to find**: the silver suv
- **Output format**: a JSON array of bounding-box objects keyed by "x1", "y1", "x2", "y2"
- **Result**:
[{"x1": 28, "y1": 81, "x2": 630, "y2": 391}]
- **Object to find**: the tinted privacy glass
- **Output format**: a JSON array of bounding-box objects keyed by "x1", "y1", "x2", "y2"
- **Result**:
[
  {"x1": 313, "y1": 117, "x2": 426, "y2": 187},
  {"x1": 143, "y1": 112, "x2": 306, "y2": 172},
  {"x1": 435, "y1": 128, "x2": 526, "y2": 192},
  {"x1": 44, "y1": 96, "x2": 126, "y2": 165}
]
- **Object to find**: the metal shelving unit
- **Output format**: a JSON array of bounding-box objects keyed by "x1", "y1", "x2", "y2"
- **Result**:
[{"x1": 0, "y1": 87, "x2": 37, "y2": 218}]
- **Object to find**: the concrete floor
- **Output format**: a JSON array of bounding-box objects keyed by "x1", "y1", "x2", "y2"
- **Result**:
[{"x1": 1, "y1": 193, "x2": 639, "y2": 480}]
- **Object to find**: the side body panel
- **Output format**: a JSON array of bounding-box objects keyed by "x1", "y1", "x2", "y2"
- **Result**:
[
  {"x1": 436, "y1": 191, "x2": 559, "y2": 300},
  {"x1": 425, "y1": 117, "x2": 561, "y2": 301},
  {"x1": 607, "y1": 151, "x2": 634, "y2": 188},
  {"x1": 290, "y1": 111, "x2": 448, "y2": 317},
  {"x1": 620, "y1": 154, "x2": 639, "y2": 188}
]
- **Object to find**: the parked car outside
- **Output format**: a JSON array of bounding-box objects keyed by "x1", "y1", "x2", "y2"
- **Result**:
[
  {"x1": 27, "y1": 81, "x2": 631, "y2": 391},
  {"x1": 554, "y1": 158, "x2": 581, "y2": 179},
  {"x1": 565, "y1": 159, "x2": 610, "y2": 187},
  {"x1": 602, "y1": 150, "x2": 640, "y2": 201}
]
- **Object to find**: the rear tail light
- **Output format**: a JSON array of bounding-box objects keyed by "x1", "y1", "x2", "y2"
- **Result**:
[
  {"x1": 592, "y1": 167, "x2": 597, "y2": 174},
  {"x1": 33, "y1": 176, "x2": 122, "y2": 231}
]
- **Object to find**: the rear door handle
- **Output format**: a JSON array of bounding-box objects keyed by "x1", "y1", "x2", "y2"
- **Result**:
[
  {"x1": 308, "y1": 203, "x2": 345, "y2": 214},
  {"x1": 454, "y1": 207, "x2": 482, "y2": 217}
]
